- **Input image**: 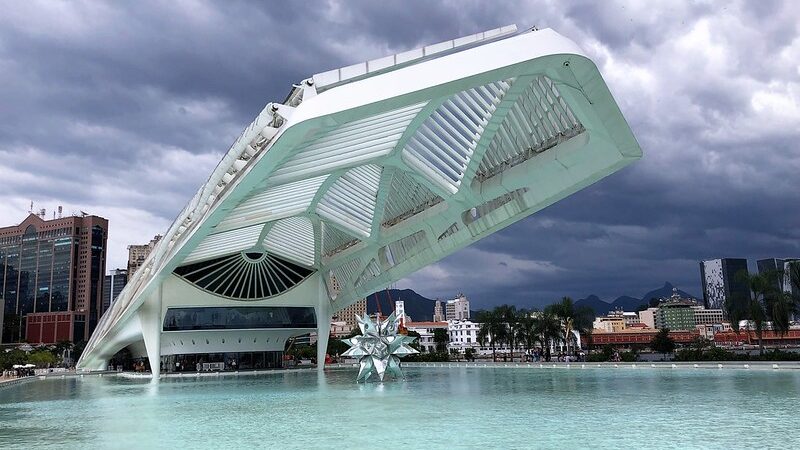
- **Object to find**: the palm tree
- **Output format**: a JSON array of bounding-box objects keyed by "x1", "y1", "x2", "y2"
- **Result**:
[
  {"x1": 735, "y1": 270, "x2": 783, "y2": 355},
  {"x1": 788, "y1": 261, "x2": 800, "y2": 296},
  {"x1": 495, "y1": 304, "x2": 519, "y2": 361},
  {"x1": 550, "y1": 297, "x2": 593, "y2": 356},
  {"x1": 477, "y1": 310, "x2": 506, "y2": 362},
  {"x1": 432, "y1": 328, "x2": 449, "y2": 353},
  {"x1": 785, "y1": 261, "x2": 800, "y2": 321},
  {"x1": 724, "y1": 293, "x2": 744, "y2": 336},
  {"x1": 534, "y1": 310, "x2": 562, "y2": 362},
  {"x1": 516, "y1": 311, "x2": 538, "y2": 357},
  {"x1": 769, "y1": 292, "x2": 797, "y2": 336}
]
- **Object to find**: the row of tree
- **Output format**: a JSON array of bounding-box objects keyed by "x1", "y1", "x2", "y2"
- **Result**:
[
  {"x1": 726, "y1": 262, "x2": 800, "y2": 355},
  {"x1": 475, "y1": 297, "x2": 594, "y2": 362},
  {"x1": 0, "y1": 340, "x2": 84, "y2": 371}
]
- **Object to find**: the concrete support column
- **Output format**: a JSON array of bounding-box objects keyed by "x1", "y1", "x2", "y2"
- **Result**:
[
  {"x1": 138, "y1": 285, "x2": 163, "y2": 382},
  {"x1": 316, "y1": 283, "x2": 332, "y2": 371}
]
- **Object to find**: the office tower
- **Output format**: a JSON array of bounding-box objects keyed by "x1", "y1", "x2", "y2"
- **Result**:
[
  {"x1": 699, "y1": 258, "x2": 749, "y2": 312},
  {"x1": 102, "y1": 268, "x2": 128, "y2": 316},
  {"x1": 0, "y1": 212, "x2": 108, "y2": 343}
]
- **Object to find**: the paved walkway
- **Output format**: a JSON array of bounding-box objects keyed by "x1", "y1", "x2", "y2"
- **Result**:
[{"x1": 0, "y1": 376, "x2": 36, "y2": 389}]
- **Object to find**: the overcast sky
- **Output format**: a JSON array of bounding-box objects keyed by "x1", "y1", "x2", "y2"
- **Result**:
[{"x1": 1, "y1": 1, "x2": 798, "y2": 308}]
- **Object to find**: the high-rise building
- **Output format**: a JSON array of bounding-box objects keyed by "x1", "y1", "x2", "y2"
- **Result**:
[
  {"x1": 333, "y1": 298, "x2": 366, "y2": 332},
  {"x1": 102, "y1": 268, "x2": 128, "y2": 316},
  {"x1": 757, "y1": 258, "x2": 799, "y2": 295},
  {"x1": 699, "y1": 258, "x2": 749, "y2": 312},
  {"x1": 433, "y1": 300, "x2": 444, "y2": 322},
  {"x1": 127, "y1": 235, "x2": 162, "y2": 275},
  {"x1": 757, "y1": 258, "x2": 785, "y2": 293},
  {"x1": 445, "y1": 294, "x2": 470, "y2": 321},
  {"x1": 0, "y1": 212, "x2": 108, "y2": 344},
  {"x1": 655, "y1": 297, "x2": 698, "y2": 331},
  {"x1": 783, "y1": 260, "x2": 799, "y2": 297}
]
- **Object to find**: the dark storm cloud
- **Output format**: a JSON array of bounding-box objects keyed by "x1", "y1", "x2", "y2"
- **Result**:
[{"x1": 1, "y1": 1, "x2": 798, "y2": 308}]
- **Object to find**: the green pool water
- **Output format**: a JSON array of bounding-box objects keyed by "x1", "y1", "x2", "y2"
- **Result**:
[{"x1": 1, "y1": 367, "x2": 799, "y2": 449}]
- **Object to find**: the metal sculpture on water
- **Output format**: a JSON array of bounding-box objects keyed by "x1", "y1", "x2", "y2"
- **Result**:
[{"x1": 341, "y1": 312, "x2": 418, "y2": 382}]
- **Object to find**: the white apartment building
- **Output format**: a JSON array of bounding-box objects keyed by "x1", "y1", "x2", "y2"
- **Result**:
[
  {"x1": 445, "y1": 294, "x2": 470, "y2": 321},
  {"x1": 406, "y1": 321, "x2": 448, "y2": 353},
  {"x1": 447, "y1": 320, "x2": 481, "y2": 352},
  {"x1": 692, "y1": 307, "x2": 724, "y2": 326},
  {"x1": 446, "y1": 320, "x2": 523, "y2": 356},
  {"x1": 638, "y1": 308, "x2": 658, "y2": 329}
]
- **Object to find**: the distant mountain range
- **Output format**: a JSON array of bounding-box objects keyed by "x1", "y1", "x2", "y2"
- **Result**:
[
  {"x1": 574, "y1": 282, "x2": 699, "y2": 316},
  {"x1": 362, "y1": 282, "x2": 698, "y2": 322}
]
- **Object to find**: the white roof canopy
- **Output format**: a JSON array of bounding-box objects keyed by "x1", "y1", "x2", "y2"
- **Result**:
[{"x1": 79, "y1": 25, "x2": 641, "y2": 369}]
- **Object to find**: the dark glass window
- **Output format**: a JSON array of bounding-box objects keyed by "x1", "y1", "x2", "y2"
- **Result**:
[
  {"x1": 18, "y1": 226, "x2": 38, "y2": 321},
  {"x1": 51, "y1": 237, "x2": 73, "y2": 312},
  {"x1": 162, "y1": 306, "x2": 317, "y2": 331}
]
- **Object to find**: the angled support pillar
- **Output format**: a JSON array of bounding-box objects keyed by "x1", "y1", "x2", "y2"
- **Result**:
[
  {"x1": 316, "y1": 278, "x2": 332, "y2": 371},
  {"x1": 138, "y1": 284, "x2": 163, "y2": 382}
]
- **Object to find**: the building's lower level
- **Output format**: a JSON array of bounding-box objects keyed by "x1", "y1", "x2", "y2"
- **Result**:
[{"x1": 25, "y1": 311, "x2": 88, "y2": 344}]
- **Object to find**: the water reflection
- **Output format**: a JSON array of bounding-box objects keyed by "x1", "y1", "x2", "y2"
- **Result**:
[{"x1": 1, "y1": 368, "x2": 799, "y2": 448}]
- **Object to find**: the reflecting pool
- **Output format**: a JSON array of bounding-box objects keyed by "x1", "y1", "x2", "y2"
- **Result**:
[{"x1": 2, "y1": 367, "x2": 799, "y2": 449}]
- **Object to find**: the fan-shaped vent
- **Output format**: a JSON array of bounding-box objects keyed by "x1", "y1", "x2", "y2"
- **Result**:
[{"x1": 174, "y1": 251, "x2": 314, "y2": 299}]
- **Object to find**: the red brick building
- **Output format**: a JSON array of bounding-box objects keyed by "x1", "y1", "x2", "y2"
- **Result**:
[
  {"x1": 0, "y1": 212, "x2": 108, "y2": 344},
  {"x1": 713, "y1": 330, "x2": 800, "y2": 346},
  {"x1": 589, "y1": 329, "x2": 699, "y2": 346}
]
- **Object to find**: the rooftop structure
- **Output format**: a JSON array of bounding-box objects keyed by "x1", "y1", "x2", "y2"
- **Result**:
[{"x1": 77, "y1": 25, "x2": 642, "y2": 375}]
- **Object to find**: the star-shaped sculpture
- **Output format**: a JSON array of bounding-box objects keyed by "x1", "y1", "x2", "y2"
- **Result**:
[{"x1": 341, "y1": 312, "x2": 419, "y2": 382}]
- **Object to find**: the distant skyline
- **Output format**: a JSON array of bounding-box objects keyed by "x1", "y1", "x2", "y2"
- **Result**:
[{"x1": 1, "y1": 1, "x2": 798, "y2": 309}]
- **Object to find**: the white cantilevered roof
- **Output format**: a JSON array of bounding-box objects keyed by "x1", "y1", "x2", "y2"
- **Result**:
[{"x1": 80, "y1": 25, "x2": 641, "y2": 367}]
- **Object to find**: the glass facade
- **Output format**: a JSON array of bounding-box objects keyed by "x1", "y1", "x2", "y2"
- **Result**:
[
  {"x1": 51, "y1": 237, "x2": 74, "y2": 312},
  {"x1": 88, "y1": 225, "x2": 105, "y2": 332},
  {"x1": 102, "y1": 270, "x2": 128, "y2": 315},
  {"x1": 162, "y1": 306, "x2": 317, "y2": 331},
  {"x1": 0, "y1": 215, "x2": 107, "y2": 343},
  {"x1": 159, "y1": 352, "x2": 284, "y2": 372},
  {"x1": 18, "y1": 225, "x2": 38, "y2": 319}
]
